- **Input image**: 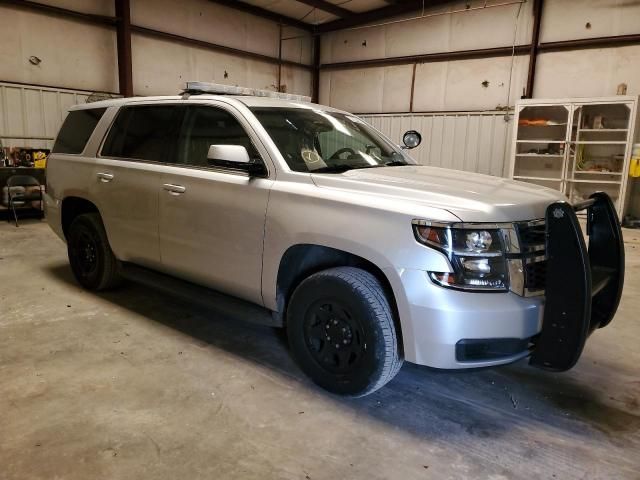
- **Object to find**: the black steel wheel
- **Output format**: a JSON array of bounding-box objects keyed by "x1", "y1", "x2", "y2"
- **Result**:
[
  {"x1": 67, "y1": 213, "x2": 121, "y2": 291},
  {"x1": 287, "y1": 267, "x2": 403, "y2": 397},
  {"x1": 303, "y1": 299, "x2": 367, "y2": 374}
]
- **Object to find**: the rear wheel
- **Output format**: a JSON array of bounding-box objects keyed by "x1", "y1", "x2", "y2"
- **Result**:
[
  {"x1": 67, "y1": 213, "x2": 121, "y2": 291},
  {"x1": 287, "y1": 267, "x2": 403, "y2": 397}
]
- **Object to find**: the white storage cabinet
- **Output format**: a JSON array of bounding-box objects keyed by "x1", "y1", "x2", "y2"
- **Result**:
[{"x1": 510, "y1": 96, "x2": 639, "y2": 217}]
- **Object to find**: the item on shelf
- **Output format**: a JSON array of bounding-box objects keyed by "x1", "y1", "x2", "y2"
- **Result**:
[
  {"x1": 33, "y1": 151, "x2": 47, "y2": 169},
  {"x1": 593, "y1": 115, "x2": 605, "y2": 129},
  {"x1": 631, "y1": 144, "x2": 640, "y2": 178},
  {"x1": 1, "y1": 147, "x2": 50, "y2": 168},
  {"x1": 576, "y1": 144, "x2": 586, "y2": 170},
  {"x1": 518, "y1": 119, "x2": 566, "y2": 126}
]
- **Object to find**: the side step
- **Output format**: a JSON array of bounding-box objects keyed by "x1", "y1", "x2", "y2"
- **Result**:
[{"x1": 120, "y1": 263, "x2": 282, "y2": 328}]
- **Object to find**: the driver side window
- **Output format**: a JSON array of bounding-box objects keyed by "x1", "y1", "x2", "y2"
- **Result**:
[{"x1": 177, "y1": 106, "x2": 261, "y2": 168}]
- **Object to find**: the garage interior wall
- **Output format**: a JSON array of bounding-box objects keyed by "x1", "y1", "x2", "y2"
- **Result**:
[
  {"x1": 0, "y1": 0, "x2": 313, "y2": 96},
  {"x1": 0, "y1": 0, "x2": 313, "y2": 149},
  {"x1": 320, "y1": 0, "x2": 640, "y2": 179},
  {"x1": 0, "y1": 82, "x2": 96, "y2": 149},
  {"x1": 320, "y1": 0, "x2": 640, "y2": 112},
  {"x1": 1, "y1": 0, "x2": 640, "y2": 181}
]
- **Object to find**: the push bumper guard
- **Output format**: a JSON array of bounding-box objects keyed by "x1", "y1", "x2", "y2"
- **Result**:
[{"x1": 530, "y1": 192, "x2": 625, "y2": 371}]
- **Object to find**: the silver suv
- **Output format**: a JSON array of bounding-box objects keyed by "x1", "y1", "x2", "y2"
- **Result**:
[{"x1": 45, "y1": 82, "x2": 625, "y2": 397}]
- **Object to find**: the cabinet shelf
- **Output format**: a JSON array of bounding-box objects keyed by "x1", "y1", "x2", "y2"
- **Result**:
[
  {"x1": 516, "y1": 140, "x2": 565, "y2": 144},
  {"x1": 519, "y1": 123, "x2": 567, "y2": 127},
  {"x1": 578, "y1": 128, "x2": 628, "y2": 133},
  {"x1": 515, "y1": 153, "x2": 564, "y2": 158},
  {"x1": 513, "y1": 175, "x2": 562, "y2": 182},
  {"x1": 566, "y1": 179, "x2": 622, "y2": 185},
  {"x1": 511, "y1": 96, "x2": 639, "y2": 217},
  {"x1": 571, "y1": 140, "x2": 627, "y2": 145},
  {"x1": 573, "y1": 170, "x2": 622, "y2": 175}
]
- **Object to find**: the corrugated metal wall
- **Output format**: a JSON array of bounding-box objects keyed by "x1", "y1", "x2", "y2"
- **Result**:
[
  {"x1": 0, "y1": 82, "x2": 106, "y2": 150},
  {"x1": 360, "y1": 111, "x2": 514, "y2": 178}
]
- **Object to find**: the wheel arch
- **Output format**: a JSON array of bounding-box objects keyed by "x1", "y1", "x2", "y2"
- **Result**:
[
  {"x1": 60, "y1": 196, "x2": 100, "y2": 239},
  {"x1": 275, "y1": 243, "x2": 404, "y2": 354}
]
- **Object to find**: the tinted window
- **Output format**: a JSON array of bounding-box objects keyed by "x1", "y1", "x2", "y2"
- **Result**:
[
  {"x1": 102, "y1": 106, "x2": 179, "y2": 161},
  {"x1": 177, "y1": 106, "x2": 259, "y2": 168},
  {"x1": 52, "y1": 108, "x2": 106, "y2": 154}
]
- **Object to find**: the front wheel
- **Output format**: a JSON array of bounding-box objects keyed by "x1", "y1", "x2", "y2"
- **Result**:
[{"x1": 287, "y1": 267, "x2": 403, "y2": 397}]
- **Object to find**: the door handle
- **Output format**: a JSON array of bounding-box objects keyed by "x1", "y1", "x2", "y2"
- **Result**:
[
  {"x1": 97, "y1": 172, "x2": 114, "y2": 183},
  {"x1": 162, "y1": 183, "x2": 186, "y2": 195}
]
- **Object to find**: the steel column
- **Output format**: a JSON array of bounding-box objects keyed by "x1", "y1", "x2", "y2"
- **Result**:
[
  {"x1": 525, "y1": 0, "x2": 543, "y2": 99},
  {"x1": 312, "y1": 35, "x2": 321, "y2": 103},
  {"x1": 115, "y1": 0, "x2": 133, "y2": 97}
]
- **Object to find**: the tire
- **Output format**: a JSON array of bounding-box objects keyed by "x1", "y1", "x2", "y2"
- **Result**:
[
  {"x1": 67, "y1": 213, "x2": 121, "y2": 291},
  {"x1": 287, "y1": 266, "x2": 403, "y2": 397}
]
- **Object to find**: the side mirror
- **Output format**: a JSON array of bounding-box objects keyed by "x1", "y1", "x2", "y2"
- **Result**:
[
  {"x1": 402, "y1": 130, "x2": 422, "y2": 149},
  {"x1": 207, "y1": 145, "x2": 266, "y2": 176}
]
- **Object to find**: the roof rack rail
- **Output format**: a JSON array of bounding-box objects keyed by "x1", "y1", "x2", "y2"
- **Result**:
[{"x1": 181, "y1": 81, "x2": 312, "y2": 102}]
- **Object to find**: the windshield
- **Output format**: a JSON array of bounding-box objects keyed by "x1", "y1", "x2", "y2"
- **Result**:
[{"x1": 250, "y1": 107, "x2": 415, "y2": 173}]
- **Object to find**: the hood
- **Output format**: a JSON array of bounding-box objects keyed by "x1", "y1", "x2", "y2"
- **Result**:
[{"x1": 311, "y1": 165, "x2": 567, "y2": 223}]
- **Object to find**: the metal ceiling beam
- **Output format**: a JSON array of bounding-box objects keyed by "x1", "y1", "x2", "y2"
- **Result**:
[
  {"x1": 131, "y1": 25, "x2": 313, "y2": 70},
  {"x1": 320, "y1": 45, "x2": 531, "y2": 70},
  {"x1": 207, "y1": 0, "x2": 313, "y2": 31},
  {"x1": 538, "y1": 33, "x2": 640, "y2": 52},
  {"x1": 316, "y1": 0, "x2": 451, "y2": 33},
  {"x1": 0, "y1": 0, "x2": 116, "y2": 26},
  {"x1": 294, "y1": 0, "x2": 352, "y2": 18}
]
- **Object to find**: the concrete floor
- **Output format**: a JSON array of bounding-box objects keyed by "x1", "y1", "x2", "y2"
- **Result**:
[{"x1": 1, "y1": 220, "x2": 639, "y2": 480}]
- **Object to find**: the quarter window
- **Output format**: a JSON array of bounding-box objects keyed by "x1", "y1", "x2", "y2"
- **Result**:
[
  {"x1": 52, "y1": 108, "x2": 106, "y2": 154},
  {"x1": 102, "y1": 106, "x2": 179, "y2": 161}
]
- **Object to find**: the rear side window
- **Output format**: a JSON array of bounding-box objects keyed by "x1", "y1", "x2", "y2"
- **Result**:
[
  {"x1": 102, "y1": 106, "x2": 179, "y2": 162},
  {"x1": 52, "y1": 108, "x2": 106, "y2": 154}
]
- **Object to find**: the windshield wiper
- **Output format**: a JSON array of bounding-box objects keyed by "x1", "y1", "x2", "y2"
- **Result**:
[
  {"x1": 311, "y1": 162, "x2": 407, "y2": 174},
  {"x1": 383, "y1": 160, "x2": 408, "y2": 167},
  {"x1": 311, "y1": 165, "x2": 358, "y2": 173}
]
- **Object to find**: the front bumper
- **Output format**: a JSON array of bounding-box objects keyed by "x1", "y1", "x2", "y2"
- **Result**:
[
  {"x1": 392, "y1": 192, "x2": 624, "y2": 371},
  {"x1": 393, "y1": 268, "x2": 542, "y2": 369}
]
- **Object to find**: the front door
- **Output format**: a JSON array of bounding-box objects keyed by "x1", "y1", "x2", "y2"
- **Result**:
[{"x1": 158, "y1": 104, "x2": 273, "y2": 305}]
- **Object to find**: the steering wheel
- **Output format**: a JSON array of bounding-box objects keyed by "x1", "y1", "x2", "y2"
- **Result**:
[{"x1": 329, "y1": 147, "x2": 357, "y2": 160}]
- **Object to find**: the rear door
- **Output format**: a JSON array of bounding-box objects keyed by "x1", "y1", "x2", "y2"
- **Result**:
[
  {"x1": 157, "y1": 103, "x2": 273, "y2": 305},
  {"x1": 94, "y1": 104, "x2": 182, "y2": 269}
]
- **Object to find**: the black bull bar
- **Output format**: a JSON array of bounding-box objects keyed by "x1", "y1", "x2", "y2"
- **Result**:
[{"x1": 530, "y1": 192, "x2": 625, "y2": 371}]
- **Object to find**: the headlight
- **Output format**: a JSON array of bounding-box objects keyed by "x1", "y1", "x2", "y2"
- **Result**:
[{"x1": 412, "y1": 222, "x2": 508, "y2": 291}]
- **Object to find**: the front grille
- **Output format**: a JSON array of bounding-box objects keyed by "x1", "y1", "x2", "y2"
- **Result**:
[
  {"x1": 518, "y1": 222, "x2": 546, "y2": 252},
  {"x1": 516, "y1": 221, "x2": 547, "y2": 295},
  {"x1": 456, "y1": 338, "x2": 532, "y2": 362},
  {"x1": 525, "y1": 260, "x2": 547, "y2": 292}
]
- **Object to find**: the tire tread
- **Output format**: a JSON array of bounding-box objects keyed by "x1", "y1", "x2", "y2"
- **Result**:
[{"x1": 293, "y1": 266, "x2": 403, "y2": 397}]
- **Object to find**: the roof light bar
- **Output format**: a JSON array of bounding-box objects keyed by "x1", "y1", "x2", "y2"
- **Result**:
[{"x1": 183, "y1": 81, "x2": 312, "y2": 102}]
